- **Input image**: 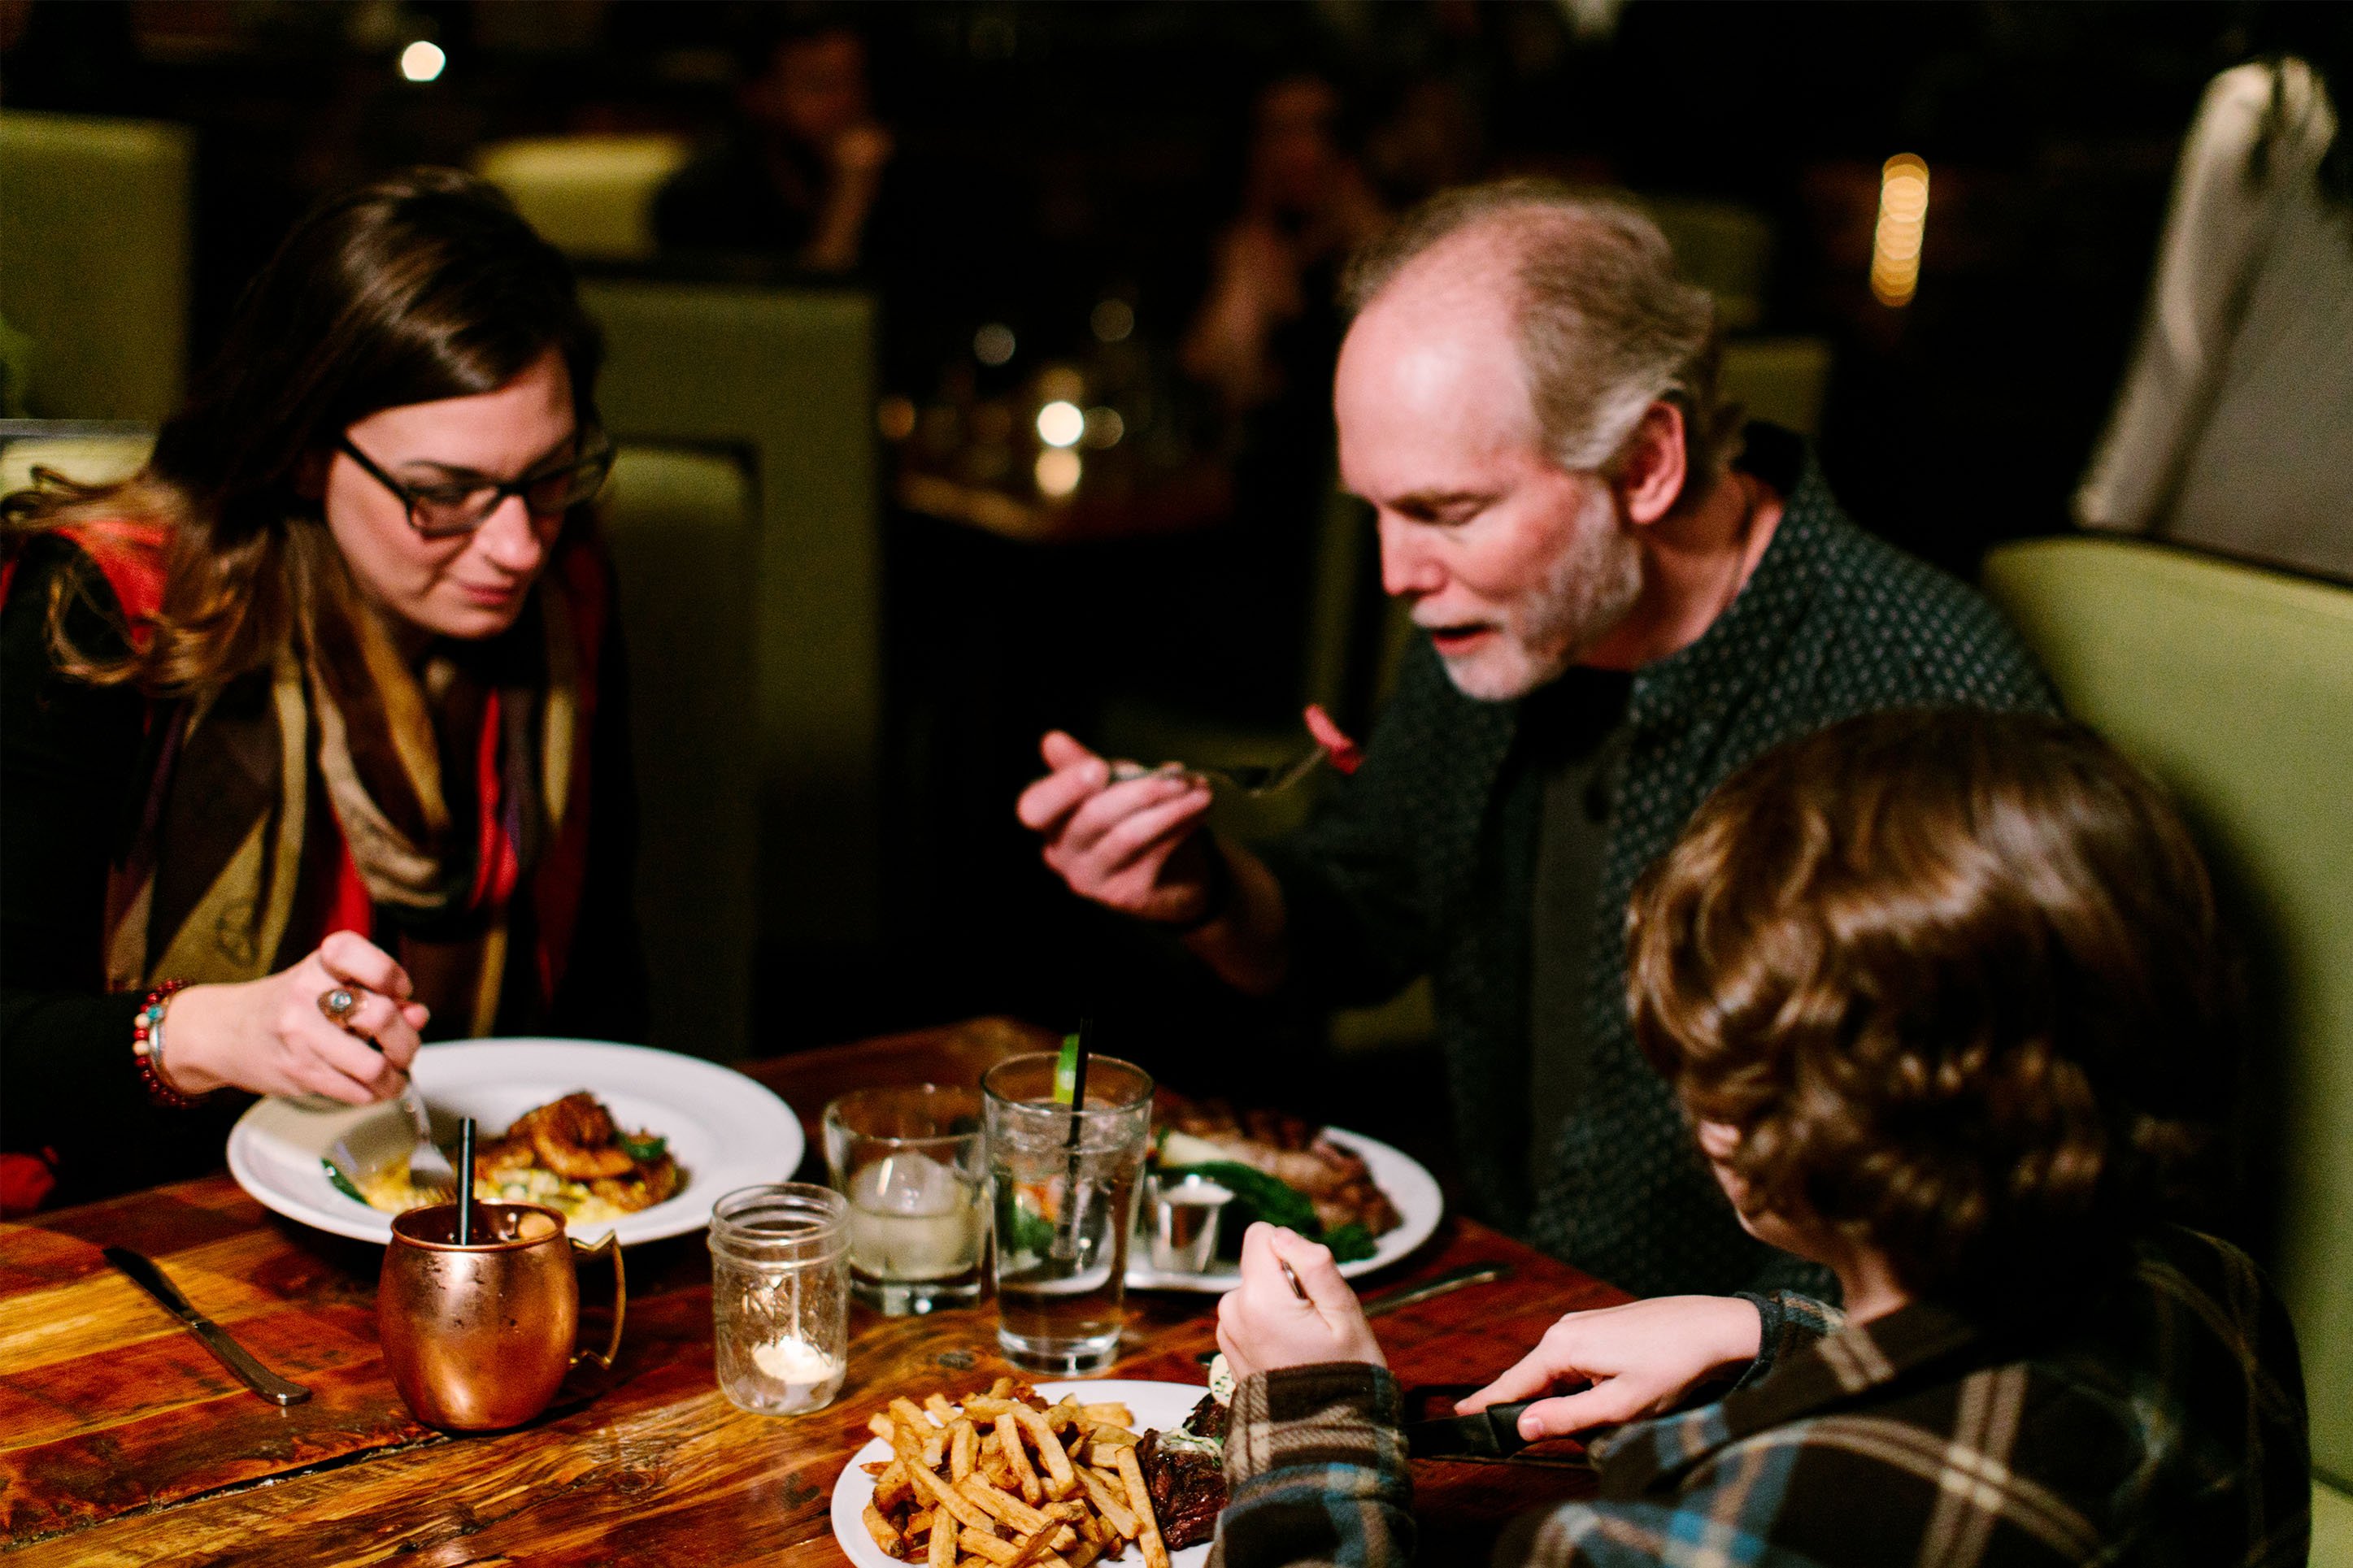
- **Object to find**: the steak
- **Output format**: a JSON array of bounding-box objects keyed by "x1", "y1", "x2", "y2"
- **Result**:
[{"x1": 1137, "y1": 1394, "x2": 1229, "y2": 1548}]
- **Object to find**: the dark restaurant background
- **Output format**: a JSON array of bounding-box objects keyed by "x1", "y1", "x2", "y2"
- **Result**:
[{"x1": 0, "y1": 0, "x2": 2303, "y2": 1105}]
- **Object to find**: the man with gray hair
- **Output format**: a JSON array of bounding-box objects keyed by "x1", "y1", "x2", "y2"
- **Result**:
[{"x1": 1019, "y1": 180, "x2": 2054, "y2": 1302}]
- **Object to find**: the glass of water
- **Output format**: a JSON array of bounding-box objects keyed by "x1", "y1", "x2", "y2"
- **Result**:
[
  {"x1": 981, "y1": 1053, "x2": 1154, "y2": 1375},
  {"x1": 821, "y1": 1084, "x2": 989, "y2": 1315}
]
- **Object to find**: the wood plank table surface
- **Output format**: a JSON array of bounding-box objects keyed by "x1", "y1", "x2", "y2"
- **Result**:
[{"x1": 0, "y1": 1018, "x2": 1628, "y2": 1565}]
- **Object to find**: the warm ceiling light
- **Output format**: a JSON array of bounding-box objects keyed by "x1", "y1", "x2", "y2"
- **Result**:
[
  {"x1": 1035, "y1": 400, "x2": 1085, "y2": 449},
  {"x1": 399, "y1": 41, "x2": 446, "y2": 83},
  {"x1": 1871, "y1": 153, "x2": 1929, "y2": 307}
]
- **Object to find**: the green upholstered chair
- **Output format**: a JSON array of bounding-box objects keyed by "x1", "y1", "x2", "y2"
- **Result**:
[
  {"x1": 0, "y1": 111, "x2": 192, "y2": 421},
  {"x1": 475, "y1": 135, "x2": 691, "y2": 263},
  {"x1": 1642, "y1": 196, "x2": 1773, "y2": 333},
  {"x1": 1720, "y1": 337, "x2": 1833, "y2": 439},
  {"x1": 602, "y1": 444, "x2": 762, "y2": 1060},
  {"x1": 580, "y1": 281, "x2": 881, "y2": 1019},
  {"x1": 1982, "y1": 536, "x2": 2353, "y2": 1538},
  {"x1": 0, "y1": 419, "x2": 154, "y2": 497}
]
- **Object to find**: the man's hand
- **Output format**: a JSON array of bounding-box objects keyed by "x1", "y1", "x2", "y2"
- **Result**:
[
  {"x1": 1016, "y1": 731, "x2": 1218, "y2": 926},
  {"x1": 1216, "y1": 1223, "x2": 1385, "y2": 1379},
  {"x1": 1455, "y1": 1295, "x2": 1762, "y2": 1440}
]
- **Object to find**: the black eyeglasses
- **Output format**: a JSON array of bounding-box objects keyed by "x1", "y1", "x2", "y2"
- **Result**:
[{"x1": 337, "y1": 430, "x2": 615, "y2": 539}]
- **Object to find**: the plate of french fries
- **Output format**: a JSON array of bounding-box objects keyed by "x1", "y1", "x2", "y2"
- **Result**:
[{"x1": 829, "y1": 1378, "x2": 1208, "y2": 1568}]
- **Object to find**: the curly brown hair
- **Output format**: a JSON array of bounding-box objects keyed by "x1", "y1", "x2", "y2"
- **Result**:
[{"x1": 1627, "y1": 708, "x2": 2230, "y2": 1305}]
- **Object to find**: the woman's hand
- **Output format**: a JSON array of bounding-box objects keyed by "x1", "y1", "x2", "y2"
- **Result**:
[
  {"x1": 1216, "y1": 1223, "x2": 1385, "y2": 1379},
  {"x1": 1456, "y1": 1295, "x2": 1763, "y2": 1440},
  {"x1": 158, "y1": 932, "x2": 429, "y2": 1103}
]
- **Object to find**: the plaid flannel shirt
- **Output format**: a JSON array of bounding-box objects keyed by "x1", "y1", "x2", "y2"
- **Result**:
[{"x1": 1209, "y1": 1229, "x2": 2309, "y2": 1568}]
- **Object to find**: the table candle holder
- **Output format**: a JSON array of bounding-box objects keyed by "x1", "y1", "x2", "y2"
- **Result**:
[{"x1": 707, "y1": 1183, "x2": 849, "y2": 1416}]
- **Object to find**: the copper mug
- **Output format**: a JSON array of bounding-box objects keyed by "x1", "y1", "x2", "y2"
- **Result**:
[{"x1": 378, "y1": 1203, "x2": 625, "y2": 1431}]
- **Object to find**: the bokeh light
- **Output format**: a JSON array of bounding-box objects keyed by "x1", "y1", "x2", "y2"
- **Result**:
[
  {"x1": 1871, "y1": 154, "x2": 1929, "y2": 307},
  {"x1": 1090, "y1": 300, "x2": 1135, "y2": 343},
  {"x1": 1083, "y1": 407, "x2": 1124, "y2": 448},
  {"x1": 1034, "y1": 448, "x2": 1082, "y2": 497},
  {"x1": 1035, "y1": 401, "x2": 1085, "y2": 449},
  {"x1": 398, "y1": 41, "x2": 446, "y2": 83},
  {"x1": 973, "y1": 324, "x2": 1016, "y2": 367}
]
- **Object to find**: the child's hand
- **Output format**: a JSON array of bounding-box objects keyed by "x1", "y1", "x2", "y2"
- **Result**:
[
  {"x1": 1216, "y1": 1223, "x2": 1385, "y2": 1379},
  {"x1": 1455, "y1": 1295, "x2": 1763, "y2": 1440}
]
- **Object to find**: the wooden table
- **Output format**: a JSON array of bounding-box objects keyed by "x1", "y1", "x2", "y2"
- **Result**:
[{"x1": 0, "y1": 1019, "x2": 1626, "y2": 1565}]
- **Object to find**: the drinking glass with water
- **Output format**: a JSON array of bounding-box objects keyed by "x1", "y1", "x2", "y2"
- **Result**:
[
  {"x1": 981, "y1": 1053, "x2": 1154, "y2": 1375},
  {"x1": 822, "y1": 1085, "x2": 989, "y2": 1315}
]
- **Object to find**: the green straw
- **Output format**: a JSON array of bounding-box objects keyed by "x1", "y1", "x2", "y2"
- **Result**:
[{"x1": 1050, "y1": 1020, "x2": 1092, "y2": 1261}]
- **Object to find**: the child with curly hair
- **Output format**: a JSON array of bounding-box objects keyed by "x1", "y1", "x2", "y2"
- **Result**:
[{"x1": 1211, "y1": 708, "x2": 2310, "y2": 1567}]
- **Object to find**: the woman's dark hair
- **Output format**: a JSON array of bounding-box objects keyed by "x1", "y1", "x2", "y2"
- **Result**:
[
  {"x1": 2, "y1": 166, "x2": 602, "y2": 693},
  {"x1": 1626, "y1": 709, "x2": 2231, "y2": 1308}
]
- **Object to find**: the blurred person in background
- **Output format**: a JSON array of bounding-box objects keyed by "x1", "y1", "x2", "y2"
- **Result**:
[
  {"x1": 1, "y1": 170, "x2": 645, "y2": 1211},
  {"x1": 1021, "y1": 181, "x2": 2055, "y2": 1301},
  {"x1": 1210, "y1": 710, "x2": 2307, "y2": 1568},
  {"x1": 1182, "y1": 74, "x2": 1389, "y2": 421},
  {"x1": 654, "y1": 13, "x2": 895, "y2": 275},
  {"x1": 2075, "y1": 10, "x2": 2353, "y2": 581}
]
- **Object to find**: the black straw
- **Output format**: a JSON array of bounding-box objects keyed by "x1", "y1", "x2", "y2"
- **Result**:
[{"x1": 456, "y1": 1117, "x2": 476, "y2": 1244}]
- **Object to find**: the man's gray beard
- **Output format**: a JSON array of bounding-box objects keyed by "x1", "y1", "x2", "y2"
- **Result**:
[{"x1": 1437, "y1": 498, "x2": 1643, "y2": 702}]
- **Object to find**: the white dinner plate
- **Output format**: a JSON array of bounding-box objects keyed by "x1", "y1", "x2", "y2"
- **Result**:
[
  {"x1": 830, "y1": 1379, "x2": 1212, "y2": 1568},
  {"x1": 1125, "y1": 1127, "x2": 1442, "y2": 1292},
  {"x1": 225, "y1": 1037, "x2": 804, "y2": 1246}
]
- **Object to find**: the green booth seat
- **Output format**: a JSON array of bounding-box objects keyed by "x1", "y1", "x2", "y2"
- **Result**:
[
  {"x1": 0, "y1": 111, "x2": 192, "y2": 422},
  {"x1": 475, "y1": 135, "x2": 692, "y2": 264},
  {"x1": 602, "y1": 444, "x2": 762, "y2": 1061},
  {"x1": 580, "y1": 280, "x2": 881, "y2": 1036},
  {"x1": 1982, "y1": 536, "x2": 2353, "y2": 1543}
]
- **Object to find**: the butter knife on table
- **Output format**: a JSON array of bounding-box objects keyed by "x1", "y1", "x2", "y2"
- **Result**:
[{"x1": 103, "y1": 1246, "x2": 312, "y2": 1405}]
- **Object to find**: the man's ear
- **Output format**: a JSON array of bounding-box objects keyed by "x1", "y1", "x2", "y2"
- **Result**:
[
  {"x1": 293, "y1": 449, "x2": 330, "y2": 502},
  {"x1": 1612, "y1": 402, "x2": 1689, "y2": 527}
]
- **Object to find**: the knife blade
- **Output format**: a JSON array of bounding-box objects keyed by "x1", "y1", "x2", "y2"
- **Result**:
[
  {"x1": 103, "y1": 1247, "x2": 312, "y2": 1406},
  {"x1": 1360, "y1": 1262, "x2": 1511, "y2": 1318}
]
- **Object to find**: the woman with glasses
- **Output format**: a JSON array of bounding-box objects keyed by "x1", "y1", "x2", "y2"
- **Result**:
[{"x1": 0, "y1": 168, "x2": 644, "y2": 1210}]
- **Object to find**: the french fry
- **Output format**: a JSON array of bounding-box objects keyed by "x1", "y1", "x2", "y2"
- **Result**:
[
  {"x1": 950, "y1": 1418, "x2": 980, "y2": 1482},
  {"x1": 960, "y1": 1475, "x2": 1050, "y2": 1535},
  {"x1": 1004, "y1": 1525, "x2": 1062, "y2": 1568},
  {"x1": 908, "y1": 1457, "x2": 1001, "y2": 1535},
  {"x1": 1112, "y1": 1444, "x2": 1170, "y2": 1568},
  {"x1": 995, "y1": 1413, "x2": 1044, "y2": 1505},
  {"x1": 1014, "y1": 1405, "x2": 1080, "y2": 1500},
  {"x1": 860, "y1": 1379, "x2": 1176, "y2": 1568},
  {"x1": 1074, "y1": 1467, "x2": 1139, "y2": 1540},
  {"x1": 863, "y1": 1502, "x2": 903, "y2": 1555}
]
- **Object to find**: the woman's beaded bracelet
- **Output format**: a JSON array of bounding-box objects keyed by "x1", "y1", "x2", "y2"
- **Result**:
[{"x1": 130, "y1": 979, "x2": 209, "y2": 1110}]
